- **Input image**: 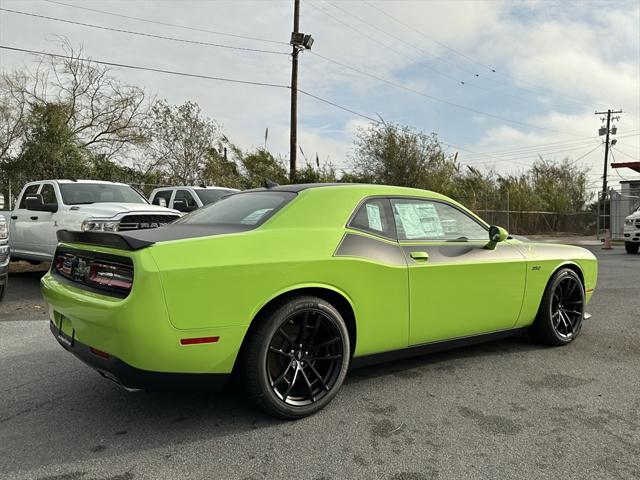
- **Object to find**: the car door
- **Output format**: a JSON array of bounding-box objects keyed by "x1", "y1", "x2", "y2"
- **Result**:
[
  {"x1": 29, "y1": 182, "x2": 60, "y2": 258},
  {"x1": 9, "y1": 183, "x2": 41, "y2": 257},
  {"x1": 390, "y1": 197, "x2": 527, "y2": 345}
]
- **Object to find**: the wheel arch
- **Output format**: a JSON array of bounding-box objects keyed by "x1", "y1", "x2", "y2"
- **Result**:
[
  {"x1": 551, "y1": 261, "x2": 585, "y2": 287},
  {"x1": 534, "y1": 261, "x2": 585, "y2": 321},
  {"x1": 233, "y1": 284, "x2": 358, "y2": 372}
]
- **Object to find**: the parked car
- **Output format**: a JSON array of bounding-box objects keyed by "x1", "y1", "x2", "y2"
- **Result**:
[
  {"x1": 9, "y1": 180, "x2": 181, "y2": 263},
  {"x1": 149, "y1": 186, "x2": 238, "y2": 213},
  {"x1": 0, "y1": 215, "x2": 8, "y2": 301},
  {"x1": 41, "y1": 183, "x2": 597, "y2": 418},
  {"x1": 623, "y1": 206, "x2": 640, "y2": 253}
]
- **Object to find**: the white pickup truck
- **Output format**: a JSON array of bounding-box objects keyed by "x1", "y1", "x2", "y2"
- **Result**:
[
  {"x1": 149, "y1": 185, "x2": 238, "y2": 212},
  {"x1": 624, "y1": 206, "x2": 640, "y2": 254},
  {"x1": 9, "y1": 180, "x2": 181, "y2": 263}
]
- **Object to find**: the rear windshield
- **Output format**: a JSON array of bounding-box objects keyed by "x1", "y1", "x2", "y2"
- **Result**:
[
  {"x1": 60, "y1": 183, "x2": 148, "y2": 205},
  {"x1": 175, "y1": 191, "x2": 295, "y2": 227},
  {"x1": 195, "y1": 189, "x2": 237, "y2": 205}
]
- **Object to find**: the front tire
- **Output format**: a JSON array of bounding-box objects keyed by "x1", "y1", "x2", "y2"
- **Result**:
[
  {"x1": 625, "y1": 242, "x2": 639, "y2": 254},
  {"x1": 534, "y1": 268, "x2": 585, "y2": 346},
  {"x1": 242, "y1": 296, "x2": 350, "y2": 419}
]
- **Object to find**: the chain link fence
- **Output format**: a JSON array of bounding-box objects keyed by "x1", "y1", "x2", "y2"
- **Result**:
[{"x1": 455, "y1": 193, "x2": 596, "y2": 236}]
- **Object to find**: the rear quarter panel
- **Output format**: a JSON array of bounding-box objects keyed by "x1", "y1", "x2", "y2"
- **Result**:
[{"x1": 149, "y1": 188, "x2": 410, "y2": 357}]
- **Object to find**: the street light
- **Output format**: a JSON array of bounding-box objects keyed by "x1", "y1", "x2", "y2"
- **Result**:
[{"x1": 290, "y1": 32, "x2": 314, "y2": 49}]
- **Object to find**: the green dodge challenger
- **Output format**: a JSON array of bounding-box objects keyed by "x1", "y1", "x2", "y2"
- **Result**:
[{"x1": 41, "y1": 184, "x2": 597, "y2": 418}]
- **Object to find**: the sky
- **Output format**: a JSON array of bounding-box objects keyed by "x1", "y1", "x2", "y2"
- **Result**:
[{"x1": 0, "y1": 0, "x2": 639, "y2": 193}]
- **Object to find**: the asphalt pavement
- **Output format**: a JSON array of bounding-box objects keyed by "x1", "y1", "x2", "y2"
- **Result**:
[{"x1": 1, "y1": 248, "x2": 638, "y2": 480}]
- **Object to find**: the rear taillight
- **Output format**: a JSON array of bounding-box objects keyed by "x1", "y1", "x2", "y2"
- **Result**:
[
  {"x1": 53, "y1": 250, "x2": 134, "y2": 296},
  {"x1": 87, "y1": 262, "x2": 133, "y2": 291}
]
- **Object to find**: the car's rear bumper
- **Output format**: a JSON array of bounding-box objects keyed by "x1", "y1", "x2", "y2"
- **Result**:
[{"x1": 50, "y1": 321, "x2": 229, "y2": 391}]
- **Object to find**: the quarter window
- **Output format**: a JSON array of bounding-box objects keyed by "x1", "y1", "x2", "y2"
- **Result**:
[
  {"x1": 152, "y1": 190, "x2": 172, "y2": 207},
  {"x1": 391, "y1": 199, "x2": 487, "y2": 241},
  {"x1": 18, "y1": 184, "x2": 40, "y2": 209},
  {"x1": 348, "y1": 198, "x2": 396, "y2": 239},
  {"x1": 40, "y1": 184, "x2": 58, "y2": 205}
]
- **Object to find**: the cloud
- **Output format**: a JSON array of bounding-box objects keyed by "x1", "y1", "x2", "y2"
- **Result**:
[{"x1": 0, "y1": 0, "x2": 637, "y2": 189}]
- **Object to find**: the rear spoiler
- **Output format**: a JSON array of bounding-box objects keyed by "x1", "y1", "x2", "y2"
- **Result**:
[{"x1": 57, "y1": 230, "x2": 155, "y2": 251}]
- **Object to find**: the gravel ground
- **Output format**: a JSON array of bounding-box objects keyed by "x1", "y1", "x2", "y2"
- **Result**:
[{"x1": 0, "y1": 247, "x2": 638, "y2": 480}]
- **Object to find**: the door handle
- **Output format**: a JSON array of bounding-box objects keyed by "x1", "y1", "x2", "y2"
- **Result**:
[
  {"x1": 10, "y1": 215, "x2": 17, "y2": 220},
  {"x1": 410, "y1": 251, "x2": 429, "y2": 261},
  {"x1": 30, "y1": 216, "x2": 38, "y2": 220}
]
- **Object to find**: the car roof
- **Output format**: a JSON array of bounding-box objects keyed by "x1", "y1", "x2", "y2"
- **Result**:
[
  {"x1": 29, "y1": 180, "x2": 131, "y2": 186},
  {"x1": 243, "y1": 182, "x2": 445, "y2": 199},
  {"x1": 152, "y1": 186, "x2": 239, "y2": 191}
]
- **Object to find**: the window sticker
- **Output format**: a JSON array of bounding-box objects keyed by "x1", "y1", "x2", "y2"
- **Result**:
[
  {"x1": 241, "y1": 208, "x2": 273, "y2": 225},
  {"x1": 394, "y1": 204, "x2": 427, "y2": 238},
  {"x1": 366, "y1": 203, "x2": 383, "y2": 231},
  {"x1": 414, "y1": 203, "x2": 444, "y2": 237}
]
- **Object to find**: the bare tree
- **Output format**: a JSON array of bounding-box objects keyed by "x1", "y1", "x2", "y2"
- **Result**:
[
  {"x1": 3, "y1": 38, "x2": 150, "y2": 161},
  {"x1": 0, "y1": 72, "x2": 29, "y2": 162},
  {"x1": 145, "y1": 99, "x2": 221, "y2": 185}
]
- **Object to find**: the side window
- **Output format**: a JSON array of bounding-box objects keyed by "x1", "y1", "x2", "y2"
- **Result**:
[
  {"x1": 174, "y1": 189, "x2": 198, "y2": 208},
  {"x1": 391, "y1": 199, "x2": 487, "y2": 241},
  {"x1": 152, "y1": 190, "x2": 172, "y2": 207},
  {"x1": 18, "y1": 184, "x2": 40, "y2": 209},
  {"x1": 40, "y1": 184, "x2": 58, "y2": 205},
  {"x1": 348, "y1": 198, "x2": 396, "y2": 239}
]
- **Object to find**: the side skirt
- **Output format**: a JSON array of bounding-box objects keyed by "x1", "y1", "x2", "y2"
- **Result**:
[{"x1": 349, "y1": 327, "x2": 530, "y2": 369}]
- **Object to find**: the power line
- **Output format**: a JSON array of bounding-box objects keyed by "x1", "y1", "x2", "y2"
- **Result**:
[
  {"x1": 309, "y1": 51, "x2": 590, "y2": 138},
  {"x1": 362, "y1": 0, "x2": 606, "y2": 110},
  {"x1": 320, "y1": 1, "x2": 476, "y2": 78},
  {"x1": 456, "y1": 138, "x2": 600, "y2": 158},
  {"x1": 43, "y1": 0, "x2": 288, "y2": 46},
  {"x1": 311, "y1": 1, "x2": 573, "y2": 110},
  {"x1": 464, "y1": 142, "x2": 601, "y2": 165},
  {"x1": 568, "y1": 144, "x2": 603, "y2": 166},
  {"x1": 0, "y1": 44, "x2": 379, "y2": 124},
  {"x1": 298, "y1": 89, "x2": 379, "y2": 124},
  {"x1": 0, "y1": 7, "x2": 290, "y2": 56},
  {"x1": 0, "y1": 45, "x2": 291, "y2": 88},
  {"x1": 611, "y1": 146, "x2": 640, "y2": 162}
]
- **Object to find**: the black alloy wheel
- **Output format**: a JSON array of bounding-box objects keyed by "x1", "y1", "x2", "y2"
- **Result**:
[
  {"x1": 535, "y1": 268, "x2": 585, "y2": 346},
  {"x1": 243, "y1": 296, "x2": 350, "y2": 418}
]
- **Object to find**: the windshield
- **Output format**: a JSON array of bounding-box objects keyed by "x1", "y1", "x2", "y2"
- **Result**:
[
  {"x1": 176, "y1": 191, "x2": 295, "y2": 227},
  {"x1": 59, "y1": 183, "x2": 148, "y2": 205},
  {"x1": 195, "y1": 189, "x2": 237, "y2": 205}
]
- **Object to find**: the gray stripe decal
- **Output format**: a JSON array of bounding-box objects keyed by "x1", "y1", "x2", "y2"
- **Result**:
[
  {"x1": 402, "y1": 243, "x2": 525, "y2": 265},
  {"x1": 334, "y1": 233, "x2": 406, "y2": 266}
]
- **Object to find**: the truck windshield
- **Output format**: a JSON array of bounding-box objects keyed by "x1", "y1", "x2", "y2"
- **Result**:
[
  {"x1": 59, "y1": 183, "x2": 148, "y2": 205},
  {"x1": 195, "y1": 189, "x2": 237, "y2": 205},
  {"x1": 176, "y1": 191, "x2": 295, "y2": 227}
]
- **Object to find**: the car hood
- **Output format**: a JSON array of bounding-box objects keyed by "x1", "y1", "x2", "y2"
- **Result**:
[
  {"x1": 626, "y1": 210, "x2": 640, "y2": 220},
  {"x1": 67, "y1": 203, "x2": 181, "y2": 219}
]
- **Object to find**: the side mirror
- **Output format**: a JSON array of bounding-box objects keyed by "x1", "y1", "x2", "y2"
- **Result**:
[
  {"x1": 485, "y1": 225, "x2": 508, "y2": 250},
  {"x1": 25, "y1": 194, "x2": 58, "y2": 213}
]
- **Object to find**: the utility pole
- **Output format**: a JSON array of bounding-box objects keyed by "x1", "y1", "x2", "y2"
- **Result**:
[
  {"x1": 595, "y1": 108, "x2": 622, "y2": 234},
  {"x1": 289, "y1": 0, "x2": 300, "y2": 182},
  {"x1": 289, "y1": 0, "x2": 314, "y2": 182}
]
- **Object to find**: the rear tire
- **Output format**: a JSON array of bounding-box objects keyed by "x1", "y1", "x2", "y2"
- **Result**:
[
  {"x1": 534, "y1": 268, "x2": 585, "y2": 346},
  {"x1": 242, "y1": 296, "x2": 350, "y2": 419},
  {"x1": 625, "y1": 242, "x2": 639, "y2": 254}
]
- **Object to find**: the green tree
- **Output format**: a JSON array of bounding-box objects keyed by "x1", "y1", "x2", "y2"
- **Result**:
[
  {"x1": 349, "y1": 122, "x2": 458, "y2": 195},
  {"x1": 15, "y1": 102, "x2": 89, "y2": 181}
]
